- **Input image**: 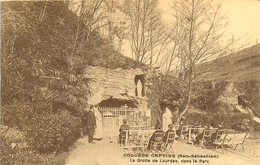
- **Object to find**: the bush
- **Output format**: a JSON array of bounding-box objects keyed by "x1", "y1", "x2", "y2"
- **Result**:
[
  {"x1": 230, "y1": 113, "x2": 253, "y2": 132},
  {"x1": 184, "y1": 112, "x2": 253, "y2": 132},
  {"x1": 1, "y1": 103, "x2": 35, "y2": 130},
  {"x1": 25, "y1": 110, "x2": 81, "y2": 153},
  {"x1": 184, "y1": 113, "x2": 212, "y2": 126}
]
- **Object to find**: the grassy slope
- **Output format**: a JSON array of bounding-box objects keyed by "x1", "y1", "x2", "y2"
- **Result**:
[
  {"x1": 197, "y1": 44, "x2": 260, "y2": 82},
  {"x1": 196, "y1": 44, "x2": 260, "y2": 118}
]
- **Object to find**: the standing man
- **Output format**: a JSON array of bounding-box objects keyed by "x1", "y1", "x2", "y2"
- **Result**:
[
  {"x1": 86, "y1": 105, "x2": 97, "y2": 144},
  {"x1": 119, "y1": 119, "x2": 130, "y2": 145},
  {"x1": 81, "y1": 108, "x2": 88, "y2": 137}
]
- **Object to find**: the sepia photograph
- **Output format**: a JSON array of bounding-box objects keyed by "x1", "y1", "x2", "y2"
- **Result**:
[{"x1": 1, "y1": 0, "x2": 260, "y2": 164}]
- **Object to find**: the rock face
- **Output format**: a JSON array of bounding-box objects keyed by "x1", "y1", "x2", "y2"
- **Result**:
[{"x1": 84, "y1": 66, "x2": 144, "y2": 106}]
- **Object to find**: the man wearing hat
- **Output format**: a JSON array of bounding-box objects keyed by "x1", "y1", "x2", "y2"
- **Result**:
[
  {"x1": 119, "y1": 119, "x2": 130, "y2": 145},
  {"x1": 86, "y1": 105, "x2": 97, "y2": 144}
]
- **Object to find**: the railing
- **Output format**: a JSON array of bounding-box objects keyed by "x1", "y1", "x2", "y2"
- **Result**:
[{"x1": 99, "y1": 106, "x2": 151, "y2": 136}]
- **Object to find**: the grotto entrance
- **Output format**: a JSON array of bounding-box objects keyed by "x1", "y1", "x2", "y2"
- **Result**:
[{"x1": 98, "y1": 98, "x2": 137, "y2": 108}]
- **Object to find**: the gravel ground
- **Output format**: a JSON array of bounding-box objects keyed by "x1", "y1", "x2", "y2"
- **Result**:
[{"x1": 66, "y1": 136, "x2": 260, "y2": 165}]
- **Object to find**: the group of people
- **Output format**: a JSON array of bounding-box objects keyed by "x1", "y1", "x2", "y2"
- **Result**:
[
  {"x1": 175, "y1": 122, "x2": 224, "y2": 146},
  {"x1": 119, "y1": 119, "x2": 176, "y2": 151},
  {"x1": 147, "y1": 123, "x2": 175, "y2": 150},
  {"x1": 81, "y1": 105, "x2": 103, "y2": 144}
]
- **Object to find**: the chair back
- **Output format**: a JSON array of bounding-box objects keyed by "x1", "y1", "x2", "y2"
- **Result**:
[
  {"x1": 121, "y1": 130, "x2": 129, "y2": 138},
  {"x1": 154, "y1": 132, "x2": 164, "y2": 142},
  {"x1": 167, "y1": 131, "x2": 175, "y2": 140},
  {"x1": 202, "y1": 130, "x2": 212, "y2": 139},
  {"x1": 234, "y1": 133, "x2": 248, "y2": 141},
  {"x1": 210, "y1": 128, "x2": 218, "y2": 134},
  {"x1": 166, "y1": 131, "x2": 175, "y2": 143}
]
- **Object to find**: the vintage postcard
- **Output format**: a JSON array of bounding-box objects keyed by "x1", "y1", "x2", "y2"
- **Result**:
[{"x1": 1, "y1": 0, "x2": 259, "y2": 165}]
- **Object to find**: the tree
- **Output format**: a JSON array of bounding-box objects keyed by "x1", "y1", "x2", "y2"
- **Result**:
[
  {"x1": 146, "y1": 67, "x2": 182, "y2": 124},
  {"x1": 67, "y1": 0, "x2": 108, "y2": 55},
  {"x1": 166, "y1": 0, "x2": 237, "y2": 122},
  {"x1": 120, "y1": 0, "x2": 170, "y2": 67},
  {"x1": 1, "y1": 1, "x2": 93, "y2": 112}
]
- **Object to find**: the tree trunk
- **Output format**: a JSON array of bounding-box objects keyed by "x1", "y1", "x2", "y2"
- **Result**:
[{"x1": 178, "y1": 79, "x2": 193, "y2": 125}]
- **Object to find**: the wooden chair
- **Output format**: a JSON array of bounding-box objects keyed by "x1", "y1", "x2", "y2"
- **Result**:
[
  {"x1": 213, "y1": 134, "x2": 228, "y2": 153},
  {"x1": 211, "y1": 129, "x2": 223, "y2": 143},
  {"x1": 150, "y1": 132, "x2": 164, "y2": 151},
  {"x1": 180, "y1": 125, "x2": 193, "y2": 140},
  {"x1": 200, "y1": 130, "x2": 213, "y2": 148},
  {"x1": 233, "y1": 133, "x2": 249, "y2": 152},
  {"x1": 164, "y1": 131, "x2": 175, "y2": 151},
  {"x1": 213, "y1": 132, "x2": 248, "y2": 153}
]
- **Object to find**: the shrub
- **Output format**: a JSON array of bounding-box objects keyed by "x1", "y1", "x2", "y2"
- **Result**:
[
  {"x1": 230, "y1": 113, "x2": 253, "y2": 132},
  {"x1": 184, "y1": 111, "x2": 252, "y2": 132},
  {"x1": 25, "y1": 110, "x2": 81, "y2": 153},
  {"x1": 184, "y1": 113, "x2": 212, "y2": 126},
  {"x1": 1, "y1": 103, "x2": 34, "y2": 130}
]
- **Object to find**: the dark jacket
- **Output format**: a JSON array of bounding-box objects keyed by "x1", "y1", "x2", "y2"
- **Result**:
[
  {"x1": 163, "y1": 129, "x2": 175, "y2": 142},
  {"x1": 155, "y1": 122, "x2": 161, "y2": 129},
  {"x1": 119, "y1": 123, "x2": 130, "y2": 137},
  {"x1": 81, "y1": 111, "x2": 88, "y2": 127},
  {"x1": 86, "y1": 111, "x2": 96, "y2": 129},
  {"x1": 150, "y1": 130, "x2": 165, "y2": 141}
]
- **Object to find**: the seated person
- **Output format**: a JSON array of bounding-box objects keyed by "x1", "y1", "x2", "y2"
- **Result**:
[
  {"x1": 154, "y1": 119, "x2": 161, "y2": 129},
  {"x1": 147, "y1": 125, "x2": 165, "y2": 150},
  {"x1": 163, "y1": 124, "x2": 175, "y2": 147},
  {"x1": 211, "y1": 125, "x2": 223, "y2": 142},
  {"x1": 194, "y1": 125, "x2": 209, "y2": 146},
  {"x1": 119, "y1": 119, "x2": 130, "y2": 145}
]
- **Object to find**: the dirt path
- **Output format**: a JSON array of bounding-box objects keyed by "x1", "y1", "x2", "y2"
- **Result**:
[{"x1": 66, "y1": 136, "x2": 259, "y2": 165}]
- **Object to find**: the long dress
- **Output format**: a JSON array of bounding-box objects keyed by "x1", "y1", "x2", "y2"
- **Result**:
[
  {"x1": 94, "y1": 108, "x2": 103, "y2": 140},
  {"x1": 162, "y1": 108, "x2": 173, "y2": 132}
]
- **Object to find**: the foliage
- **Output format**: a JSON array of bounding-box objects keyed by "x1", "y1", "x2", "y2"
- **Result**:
[
  {"x1": 191, "y1": 81, "x2": 229, "y2": 112},
  {"x1": 0, "y1": 135, "x2": 67, "y2": 165},
  {"x1": 234, "y1": 81, "x2": 260, "y2": 118},
  {"x1": 184, "y1": 111, "x2": 253, "y2": 132},
  {"x1": 25, "y1": 110, "x2": 81, "y2": 153},
  {"x1": 146, "y1": 70, "x2": 182, "y2": 124},
  {"x1": 1, "y1": 103, "x2": 35, "y2": 129},
  {"x1": 1, "y1": 1, "x2": 136, "y2": 113},
  {"x1": 183, "y1": 112, "x2": 212, "y2": 126},
  {"x1": 161, "y1": 0, "x2": 237, "y2": 122}
]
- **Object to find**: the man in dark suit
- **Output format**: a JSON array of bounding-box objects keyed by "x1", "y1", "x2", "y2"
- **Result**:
[
  {"x1": 163, "y1": 124, "x2": 175, "y2": 147},
  {"x1": 86, "y1": 105, "x2": 96, "y2": 144},
  {"x1": 81, "y1": 110, "x2": 88, "y2": 137},
  {"x1": 155, "y1": 119, "x2": 161, "y2": 129},
  {"x1": 147, "y1": 124, "x2": 165, "y2": 150}
]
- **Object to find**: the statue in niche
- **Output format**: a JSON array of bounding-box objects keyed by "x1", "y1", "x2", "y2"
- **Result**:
[
  {"x1": 137, "y1": 80, "x2": 142, "y2": 97},
  {"x1": 134, "y1": 75, "x2": 145, "y2": 97}
]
